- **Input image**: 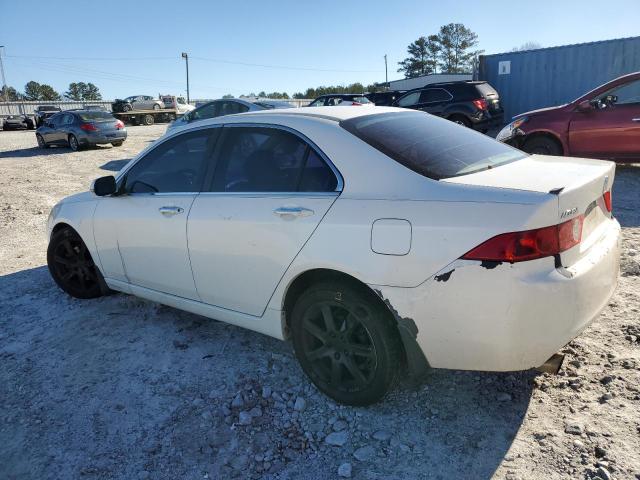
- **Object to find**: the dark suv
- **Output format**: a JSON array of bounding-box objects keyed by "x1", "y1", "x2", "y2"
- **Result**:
[
  {"x1": 34, "y1": 105, "x2": 62, "y2": 127},
  {"x1": 392, "y1": 81, "x2": 503, "y2": 132}
]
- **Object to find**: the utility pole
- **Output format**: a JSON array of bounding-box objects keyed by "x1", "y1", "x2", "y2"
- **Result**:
[
  {"x1": 384, "y1": 54, "x2": 388, "y2": 89},
  {"x1": 0, "y1": 46, "x2": 7, "y2": 101},
  {"x1": 181, "y1": 52, "x2": 190, "y2": 104}
]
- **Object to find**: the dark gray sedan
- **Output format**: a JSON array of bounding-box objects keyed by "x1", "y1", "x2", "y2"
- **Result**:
[
  {"x1": 36, "y1": 110, "x2": 127, "y2": 151},
  {"x1": 2, "y1": 114, "x2": 35, "y2": 130}
]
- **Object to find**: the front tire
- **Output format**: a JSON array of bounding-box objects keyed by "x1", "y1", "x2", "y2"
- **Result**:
[
  {"x1": 47, "y1": 227, "x2": 104, "y2": 299},
  {"x1": 291, "y1": 280, "x2": 401, "y2": 406},
  {"x1": 36, "y1": 134, "x2": 48, "y2": 149},
  {"x1": 152, "y1": 103, "x2": 161, "y2": 110},
  {"x1": 522, "y1": 136, "x2": 563, "y2": 156},
  {"x1": 68, "y1": 134, "x2": 80, "y2": 151}
]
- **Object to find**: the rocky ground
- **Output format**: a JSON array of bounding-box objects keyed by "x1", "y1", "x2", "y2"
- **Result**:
[{"x1": 0, "y1": 125, "x2": 638, "y2": 480}]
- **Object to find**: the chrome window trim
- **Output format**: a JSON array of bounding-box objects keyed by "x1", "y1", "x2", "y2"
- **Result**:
[
  {"x1": 197, "y1": 191, "x2": 339, "y2": 198},
  {"x1": 218, "y1": 122, "x2": 344, "y2": 193}
]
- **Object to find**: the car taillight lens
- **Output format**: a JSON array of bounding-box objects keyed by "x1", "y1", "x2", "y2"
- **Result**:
[
  {"x1": 603, "y1": 190, "x2": 612, "y2": 213},
  {"x1": 462, "y1": 216, "x2": 584, "y2": 263},
  {"x1": 80, "y1": 123, "x2": 98, "y2": 131},
  {"x1": 472, "y1": 98, "x2": 488, "y2": 110},
  {"x1": 115, "y1": 120, "x2": 125, "y2": 129}
]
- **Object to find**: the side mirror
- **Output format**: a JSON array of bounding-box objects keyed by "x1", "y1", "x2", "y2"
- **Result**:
[
  {"x1": 577, "y1": 100, "x2": 593, "y2": 112},
  {"x1": 92, "y1": 175, "x2": 117, "y2": 196}
]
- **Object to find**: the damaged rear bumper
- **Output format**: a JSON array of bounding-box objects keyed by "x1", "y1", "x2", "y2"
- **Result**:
[{"x1": 371, "y1": 220, "x2": 621, "y2": 372}]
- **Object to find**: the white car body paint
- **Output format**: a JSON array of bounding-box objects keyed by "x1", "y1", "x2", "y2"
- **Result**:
[{"x1": 48, "y1": 106, "x2": 621, "y2": 373}]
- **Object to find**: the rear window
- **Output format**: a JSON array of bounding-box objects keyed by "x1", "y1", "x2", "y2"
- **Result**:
[
  {"x1": 475, "y1": 83, "x2": 498, "y2": 97},
  {"x1": 340, "y1": 111, "x2": 526, "y2": 180},
  {"x1": 77, "y1": 111, "x2": 115, "y2": 122}
]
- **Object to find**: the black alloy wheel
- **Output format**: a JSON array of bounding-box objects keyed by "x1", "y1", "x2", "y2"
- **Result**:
[
  {"x1": 47, "y1": 228, "x2": 103, "y2": 299},
  {"x1": 291, "y1": 281, "x2": 400, "y2": 405},
  {"x1": 68, "y1": 134, "x2": 80, "y2": 151}
]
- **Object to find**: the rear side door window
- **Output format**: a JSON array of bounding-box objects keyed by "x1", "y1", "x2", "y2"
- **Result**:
[
  {"x1": 122, "y1": 128, "x2": 220, "y2": 194},
  {"x1": 209, "y1": 126, "x2": 338, "y2": 193},
  {"x1": 419, "y1": 88, "x2": 452, "y2": 104}
]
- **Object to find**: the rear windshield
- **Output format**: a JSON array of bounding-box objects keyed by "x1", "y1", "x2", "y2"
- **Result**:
[
  {"x1": 475, "y1": 83, "x2": 498, "y2": 97},
  {"x1": 78, "y1": 111, "x2": 115, "y2": 122},
  {"x1": 340, "y1": 111, "x2": 526, "y2": 180}
]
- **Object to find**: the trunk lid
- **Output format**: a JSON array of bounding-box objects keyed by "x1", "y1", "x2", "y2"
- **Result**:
[{"x1": 444, "y1": 155, "x2": 616, "y2": 266}]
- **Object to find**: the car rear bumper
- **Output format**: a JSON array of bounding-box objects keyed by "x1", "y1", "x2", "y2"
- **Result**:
[
  {"x1": 373, "y1": 219, "x2": 621, "y2": 372},
  {"x1": 79, "y1": 130, "x2": 127, "y2": 145}
]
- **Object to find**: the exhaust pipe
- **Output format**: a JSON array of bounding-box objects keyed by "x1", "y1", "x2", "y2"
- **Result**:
[{"x1": 536, "y1": 353, "x2": 565, "y2": 374}]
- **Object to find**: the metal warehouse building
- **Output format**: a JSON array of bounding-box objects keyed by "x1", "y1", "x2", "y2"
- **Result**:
[{"x1": 478, "y1": 36, "x2": 640, "y2": 121}]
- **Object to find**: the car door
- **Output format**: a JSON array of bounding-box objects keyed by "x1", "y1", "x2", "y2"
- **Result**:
[
  {"x1": 569, "y1": 79, "x2": 640, "y2": 160},
  {"x1": 92, "y1": 127, "x2": 220, "y2": 299},
  {"x1": 413, "y1": 88, "x2": 452, "y2": 117},
  {"x1": 57, "y1": 113, "x2": 76, "y2": 143},
  {"x1": 45, "y1": 113, "x2": 66, "y2": 144},
  {"x1": 188, "y1": 124, "x2": 341, "y2": 316}
]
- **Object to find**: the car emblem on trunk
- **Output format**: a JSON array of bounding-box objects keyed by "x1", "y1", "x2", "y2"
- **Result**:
[{"x1": 560, "y1": 207, "x2": 578, "y2": 219}]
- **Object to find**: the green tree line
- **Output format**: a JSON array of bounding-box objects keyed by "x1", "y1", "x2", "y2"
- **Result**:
[{"x1": 1, "y1": 81, "x2": 102, "y2": 101}]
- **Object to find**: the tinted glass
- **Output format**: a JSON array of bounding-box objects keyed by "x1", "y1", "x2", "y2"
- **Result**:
[
  {"x1": 396, "y1": 91, "x2": 421, "y2": 107},
  {"x1": 78, "y1": 111, "x2": 114, "y2": 122},
  {"x1": 299, "y1": 149, "x2": 337, "y2": 192},
  {"x1": 419, "y1": 89, "x2": 452, "y2": 103},
  {"x1": 308, "y1": 98, "x2": 325, "y2": 107},
  {"x1": 124, "y1": 129, "x2": 217, "y2": 193},
  {"x1": 190, "y1": 102, "x2": 219, "y2": 121},
  {"x1": 604, "y1": 79, "x2": 640, "y2": 105},
  {"x1": 62, "y1": 114, "x2": 75, "y2": 125},
  {"x1": 219, "y1": 101, "x2": 248, "y2": 115},
  {"x1": 211, "y1": 127, "x2": 309, "y2": 192},
  {"x1": 341, "y1": 111, "x2": 527, "y2": 180}
]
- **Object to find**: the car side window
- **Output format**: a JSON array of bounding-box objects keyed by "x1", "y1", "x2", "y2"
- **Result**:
[
  {"x1": 62, "y1": 114, "x2": 74, "y2": 125},
  {"x1": 397, "y1": 91, "x2": 421, "y2": 107},
  {"x1": 219, "y1": 102, "x2": 247, "y2": 116},
  {"x1": 210, "y1": 127, "x2": 336, "y2": 193},
  {"x1": 603, "y1": 79, "x2": 640, "y2": 105},
  {"x1": 191, "y1": 102, "x2": 219, "y2": 121},
  {"x1": 123, "y1": 129, "x2": 218, "y2": 194},
  {"x1": 419, "y1": 89, "x2": 452, "y2": 103}
]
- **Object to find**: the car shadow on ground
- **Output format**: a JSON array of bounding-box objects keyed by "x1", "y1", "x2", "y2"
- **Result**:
[
  {"x1": 1, "y1": 265, "x2": 533, "y2": 480},
  {"x1": 0, "y1": 144, "x2": 121, "y2": 159},
  {"x1": 613, "y1": 164, "x2": 640, "y2": 228},
  {"x1": 100, "y1": 159, "x2": 132, "y2": 172}
]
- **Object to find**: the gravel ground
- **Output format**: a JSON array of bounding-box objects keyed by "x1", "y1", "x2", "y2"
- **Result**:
[{"x1": 1, "y1": 126, "x2": 639, "y2": 480}]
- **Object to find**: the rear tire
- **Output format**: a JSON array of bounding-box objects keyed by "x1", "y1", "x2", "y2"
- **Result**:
[
  {"x1": 111, "y1": 141, "x2": 124, "y2": 147},
  {"x1": 291, "y1": 280, "x2": 401, "y2": 406},
  {"x1": 153, "y1": 104, "x2": 161, "y2": 110},
  {"x1": 47, "y1": 227, "x2": 104, "y2": 299},
  {"x1": 522, "y1": 136, "x2": 563, "y2": 156},
  {"x1": 122, "y1": 104, "x2": 132, "y2": 112},
  {"x1": 68, "y1": 134, "x2": 80, "y2": 151},
  {"x1": 449, "y1": 115, "x2": 471, "y2": 128},
  {"x1": 143, "y1": 114, "x2": 154, "y2": 126}
]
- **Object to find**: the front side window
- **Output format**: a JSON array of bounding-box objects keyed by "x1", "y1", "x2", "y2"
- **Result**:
[
  {"x1": 308, "y1": 98, "x2": 325, "y2": 107},
  {"x1": 210, "y1": 127, "x2": 337, "y2": 192},
  {"x1": 396, "y1": 91, "x2": 421, "y2": 107},
  {"x1": 123, "y1": 129, "x2": 218, "y2": 193},
  {"x1": 190, "y1": 102, "x2": 219, "y2": 121},
  {"x1": 601, "y1": 79, "x2": 640, "y2": 105},
  {"x1": 219, "y1": 101, "x2": 249, "y2": 116},
  {"x1": 341, "y1": 111, "x2": 526, "y2": 180}
]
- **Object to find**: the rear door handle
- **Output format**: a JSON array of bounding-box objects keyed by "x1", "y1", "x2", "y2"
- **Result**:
[
  {"x1": 159, "y1": 206, "x2": 184, "y2": 216},
  {"x1": 273, "y1": 206, "x2": 314, "y2": 218}
]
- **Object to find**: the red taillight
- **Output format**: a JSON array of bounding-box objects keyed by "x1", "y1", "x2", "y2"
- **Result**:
[
  {"x1": 80, "y1": 123, "x2": 98, "y2": 131},
  {"x1": 115, "y1": 120, "x2": 125, "y2": 130},
  {"x1": 603, "y1": 190, "x2": 612, "y2": 212},
  {"x1": 472, "y1": 98, "x2": 488, "y2": 110},
  {"x1": 462, "y1": 216, "x2": 584, "y2": 263}
]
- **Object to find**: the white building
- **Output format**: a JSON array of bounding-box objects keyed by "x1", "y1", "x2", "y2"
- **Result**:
[{"x1": 388, "y1": 73, "x2": 472, "y2": 91}]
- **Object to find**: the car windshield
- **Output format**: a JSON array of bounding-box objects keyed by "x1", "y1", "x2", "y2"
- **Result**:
[
  {"x1": 77, "y1": 111, "x2": 115, "y2": 122},
  {"x1": 340, "y1": 111, "x2": 527, "y2": 180}
]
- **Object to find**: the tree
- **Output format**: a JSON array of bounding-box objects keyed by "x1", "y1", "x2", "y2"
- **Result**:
[
  {"x1": 436, "y1": 23, "x2": 482, "y2": 73},
  {"x1": 397, "y1": 35, "x2": 441, "y2": 78},
  {"x1": 23, "y1": 81, "x2": 61, "y2": 101},
  {"x1": 511, "y1": 41, "x2": 542, "y2": 52},
  {"x1": 0, "y1": 85, "x2": 22, "y2": 101},
  {"x1": 65, "y1": 82, "x2": 102, "y2": 101},
  {"x1": 222, "y1": 94, "x2": 234, "y2": 99}
]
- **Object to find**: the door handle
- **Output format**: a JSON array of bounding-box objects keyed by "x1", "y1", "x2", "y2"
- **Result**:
[
  {"x1": 273, "y1": 206, "x2": 314, "y2": 218},
  {"x1": 632, "y1": 118, "x2": 640, "y2": 122},
  {"x1": 159, "y1": 206, "x2": 184, "y2": 216}
]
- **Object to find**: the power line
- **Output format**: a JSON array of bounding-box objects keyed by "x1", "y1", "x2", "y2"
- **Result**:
[{"x1": 7, "y1": 53, "x2": 381, "y2": 73}]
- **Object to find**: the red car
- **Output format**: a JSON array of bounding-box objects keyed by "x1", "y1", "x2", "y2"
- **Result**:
[{"x1": 497, "y1": 72, "x2": 640, "y2": 162}]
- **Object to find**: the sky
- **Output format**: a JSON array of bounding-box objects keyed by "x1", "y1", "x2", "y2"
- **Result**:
[{"x1": 1, "y1": 0, "x2": 639, "y2": 100}]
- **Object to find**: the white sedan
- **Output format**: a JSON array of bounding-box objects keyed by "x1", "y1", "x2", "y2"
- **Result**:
[{"x1": 46, "y1": 107, "x2": 620, "y2": 405}]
